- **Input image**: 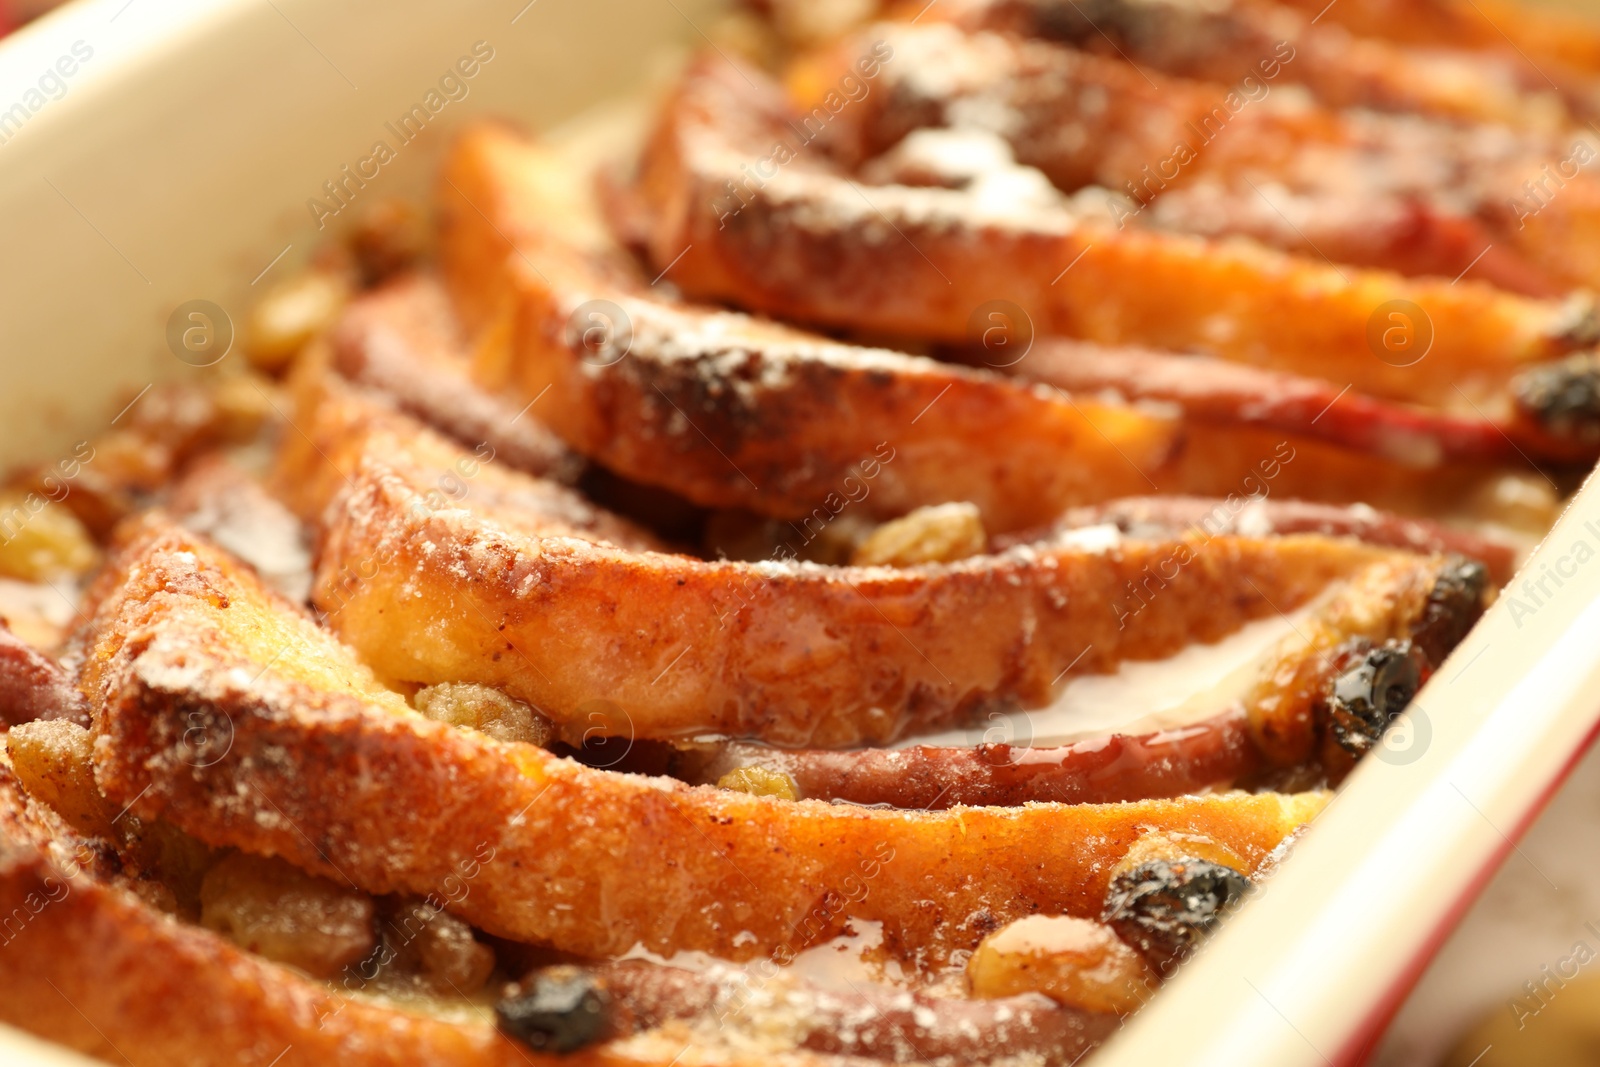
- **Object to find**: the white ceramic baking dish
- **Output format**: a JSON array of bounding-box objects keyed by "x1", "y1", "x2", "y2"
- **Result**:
[{"x1": 3, "y1": 1, "x2": 1600, "y2": 1064}]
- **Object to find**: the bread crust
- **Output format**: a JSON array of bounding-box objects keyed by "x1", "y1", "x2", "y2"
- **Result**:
[
  {"x1": 631, "y1": 53, "x2": 1581, "y2": 415},
  {"x1": 85, "y1": 516, "x2": 1329, "y2": 970},
  {"x1": 294, "y1": 379, "x2": 1441, "y2": 747},
  {"x1": 815, "y1": 22, "x2": 1596, "y2": 297},
  {"x1": 0, "y1": 760, "x2": 729, "y2": 1067},
  {"x1": 436, "y1": 123, "x2": 1180, "y2": 535},
  {"x1": 438, "y1": 123, "x2": 1569, "y2": 527}
]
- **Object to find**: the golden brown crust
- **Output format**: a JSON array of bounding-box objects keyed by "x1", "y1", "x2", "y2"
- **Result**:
[
  {"x1": 632, "y1": 52, "x2": 1579, "y2": 415},
  {"x1": 437, "y1": 123, "x2": 1181, "y2": 534},
  {"x1": 84, "y1": 516, "x2": 1328, "y2": 969},
  {"x1": 438, "y1": 123, "x2": 1561, "y2": 527},
  {"x1": 0, "y1": 757, "x2": 865, "y2": 1067},
  {"x1": 303, "y1": 387, "x2": 1439, "y2": 747},
  {"x1": 0, "y1": 843, "x2": 527, "y2": 1067}
]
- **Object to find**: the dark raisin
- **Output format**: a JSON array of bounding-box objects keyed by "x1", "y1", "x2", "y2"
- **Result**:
[
  {"x1": 496, "y1": 967, "x2": 609, "y2": 1053},
  {"x1": 1410, "y1": 558, "x2": 1489, "y2": 667},
  {"x1": 1513, "y1": 351, "x2": 1600, "y2": 445},
  {"x1": 1326, "y1": 641, "x2": 1422, "y2": 758},
  {"x1": 1102, "y1": 858, "x2": 1250, "y2": 973}
]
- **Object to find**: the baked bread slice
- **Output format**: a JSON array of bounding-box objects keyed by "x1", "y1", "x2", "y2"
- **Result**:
[
  {"x1": 807, "y1": 22, "x2": 1597, "y2": 298},
  {"x1": 278, "y1": 364, "x2": 1469, "y2": 749},
  {"x1": 82, "y1": 514, "x2": 1329, "y2": 969},
  {"x1": 0, "y1": 756, "x2": 672, "y2": 1067},
  {"x1": 437, "y1": 124, "x2": 1179, "y2": 535},
  {"x1": 918, "y1": 0, "x2": 1600, "y2": 131},
  {"x1": 629, "y1": 53, "x2": 1593, "y2": 425}
]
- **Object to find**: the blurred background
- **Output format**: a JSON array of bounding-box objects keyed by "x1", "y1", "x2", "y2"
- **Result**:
[{"x1": 1375, "y1": 739, "x2": 1600, "y2": 1065}]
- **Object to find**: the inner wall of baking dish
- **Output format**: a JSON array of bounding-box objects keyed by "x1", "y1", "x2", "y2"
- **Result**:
[{"x1": 0, "y1": 0, "x2": 715, "y2": 471}]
